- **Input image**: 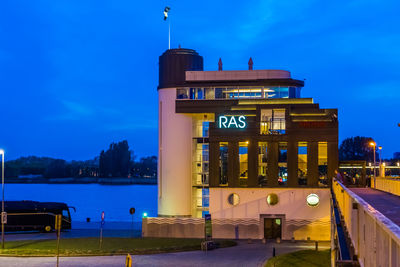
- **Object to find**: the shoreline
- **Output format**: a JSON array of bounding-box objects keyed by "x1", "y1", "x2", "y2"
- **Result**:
[{"x1": 4, "y1": 177, "x2": 157, "y2": 185}]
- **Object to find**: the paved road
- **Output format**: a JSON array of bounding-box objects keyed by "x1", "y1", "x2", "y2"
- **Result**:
[
  {"x1": 350, "y1": 188, "x2": 400, "y2": 226},
  {"x1": 0, "y1": 240, "x2": 330, "y2": 267}
]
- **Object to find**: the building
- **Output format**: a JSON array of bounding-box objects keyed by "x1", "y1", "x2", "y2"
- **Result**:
[{"x1": 142, "y1": 48, "x2": 338, "y2": 241}]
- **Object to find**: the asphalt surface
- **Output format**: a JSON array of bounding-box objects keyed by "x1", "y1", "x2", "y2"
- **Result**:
[
  {"x1": 0, "y1": 240, "x2": 330, "y2": 267},
  {"x1": 350, "y1": 188, "x2": 400, "y2": 226}
]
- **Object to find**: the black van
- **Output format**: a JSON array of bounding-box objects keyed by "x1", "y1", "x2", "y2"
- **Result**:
[{"x1": 4, "y1": 201, "x2": 73, "y2": 232}]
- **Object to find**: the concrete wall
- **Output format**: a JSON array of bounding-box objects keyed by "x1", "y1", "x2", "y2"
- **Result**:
[
  {"x1": 372, "y1": 177, "x2": 400, "y2": 196},
  {"x1": 144, "y1": 188, "x2": 331, "y2": 241},
  {"x1": 209, "y1": 188, "x2": 331, "y2": 241},
  {"x1": 333, "y1": 180, "x2": 400, "y2": 267}
]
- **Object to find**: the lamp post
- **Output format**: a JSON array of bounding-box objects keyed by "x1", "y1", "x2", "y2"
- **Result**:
[
  {"x1": 0, "y1": 149, "x2": 4, "y2": 249},
  {"x1": 369, "y1": 142, "x2": 376, "y2": 188}
]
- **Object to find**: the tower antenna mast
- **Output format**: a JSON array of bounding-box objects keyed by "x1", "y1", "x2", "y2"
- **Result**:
[{"x1": 163, "y1": 6, "x2": 171, "y2": 49}]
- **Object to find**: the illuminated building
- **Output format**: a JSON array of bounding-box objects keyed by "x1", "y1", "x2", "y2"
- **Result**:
[{"x1": 142, "y1": 48, "x2": 338, "y2": 241}]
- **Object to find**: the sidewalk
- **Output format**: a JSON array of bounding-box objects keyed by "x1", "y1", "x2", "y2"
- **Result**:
[{"x1": 0, "y1": 240, "x2": 330, "y2": 267}]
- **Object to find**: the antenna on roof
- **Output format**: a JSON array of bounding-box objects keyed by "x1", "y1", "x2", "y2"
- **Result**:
[
  {"x1": 248, "y1": 57, "x2": 253, "y2": 70},
  {"x1": 218, "y1": 58, "x2": 223, "y2": 71},
  {"x1": 163, "y1": 6, "x2": 171, "y2": 49}
]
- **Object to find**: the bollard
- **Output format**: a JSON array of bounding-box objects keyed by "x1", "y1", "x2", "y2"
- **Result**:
[
  {"x1": 272, "y1": 247, "x2": 276, "y2": 257},
  {"x1": 315, "y1": 241, "x2": 318, "y2": 251},
  {"x1": 125, "y1": 254, "x2": 132, "y2": 267}
]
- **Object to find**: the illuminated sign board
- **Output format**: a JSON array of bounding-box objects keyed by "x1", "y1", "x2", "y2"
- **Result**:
[{"x1": 218, "y1": 115, "x2": 247, "y2": 129}]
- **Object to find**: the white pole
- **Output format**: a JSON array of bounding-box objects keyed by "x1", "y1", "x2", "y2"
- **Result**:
[
  {"x1": 1, "y1": 151, "x2": 4, "y2": 249},
  {"x1": 168, "y1": 20, "x2": 171, "y2": 50}
]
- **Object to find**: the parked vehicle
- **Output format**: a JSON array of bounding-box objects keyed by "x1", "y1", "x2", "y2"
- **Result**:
[{"x1": 4, "y1": 200, "x2": 74, "y2": 232}]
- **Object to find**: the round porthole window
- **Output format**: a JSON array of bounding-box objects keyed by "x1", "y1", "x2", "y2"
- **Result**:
[
  {"x1": 227, "y1": 193, "x2": 240, "y2": 206},
  {"x1": 267, "y1": 193, "x2": 279, "y2": 206},
  {"x1": 306, "y1": 193, "x2": 320, "y2": 207}
]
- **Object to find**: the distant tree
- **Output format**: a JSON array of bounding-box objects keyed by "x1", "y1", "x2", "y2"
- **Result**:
[
  {"x1": 5, "y1": 155, "x2": 100, "y2": 179},
  {"x1": 99, "y1": 140, "x2": 131, "y2": 177},
  {"x1": 44, "y1": 159, "x2": 67, "y2": 178},
  {"x1": 5, "y1": 156, "x2": 54, "y2": 178},
  {"x1": 339, "y1": 136, "x2": 378, "y2": 162}
]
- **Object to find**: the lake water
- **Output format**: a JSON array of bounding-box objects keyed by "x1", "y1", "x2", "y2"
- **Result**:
[{"x1": 4, "y1": 184, "x2": 157, "y2": 223}]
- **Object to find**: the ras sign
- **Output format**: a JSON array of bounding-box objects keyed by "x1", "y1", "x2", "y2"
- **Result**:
[{"x1": 218, "y1": 115, "x2": 247, "y2": 129}]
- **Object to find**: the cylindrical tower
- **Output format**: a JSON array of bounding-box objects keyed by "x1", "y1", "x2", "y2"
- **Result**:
[{"x1": 158, "y1": 48, "x2": 203, "y2": 217}]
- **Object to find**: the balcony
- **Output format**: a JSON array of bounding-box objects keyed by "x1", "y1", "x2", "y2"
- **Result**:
[{"x1": 260, "y1": 119, "x2": 286, "y2": 135}]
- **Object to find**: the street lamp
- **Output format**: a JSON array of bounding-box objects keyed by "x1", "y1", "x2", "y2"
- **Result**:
[
  {"x1": 369, "y1": 142, "x2": 376, "y2": 188},
  {"x1": 378, "y1": 146, "x2": 382, "y2": 166},
  {"x1": 0, "y1": 149, "x2": 4, "y2": 249}
]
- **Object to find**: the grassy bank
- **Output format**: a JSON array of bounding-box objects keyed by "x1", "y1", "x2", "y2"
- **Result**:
[
  {"x1": 0, "y1": 237, "x2": 236, "y2": 256},
  {"x1": 265, "y1": 249, "x2": 330, "y2": 267}
]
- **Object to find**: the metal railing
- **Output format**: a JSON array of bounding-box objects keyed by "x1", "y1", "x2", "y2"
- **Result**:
[{"x1": 332, "y1": 179, "x2": 400, "y2": 267}]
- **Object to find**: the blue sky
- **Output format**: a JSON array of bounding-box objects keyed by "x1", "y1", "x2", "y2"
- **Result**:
[{"x1": 1, "y1": 0, "x2": 399, "y2": 160}]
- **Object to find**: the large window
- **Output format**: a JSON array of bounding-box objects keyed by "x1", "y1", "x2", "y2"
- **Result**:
[
  {"x1": 195, "y1": 188, "x2": 209, "y2": 218},
  {"x1": 318, "y1": 142, "x2": 328, "y2": 186},
  {"x1": 177, "y1": 87, "x2": 301, "y2": 100},
  {"x1": 219, "y1": 142, "x2": 228, "y2": 185},
  {"x1": 258, "y1": 142, "x2": 268, "y2": 186},
  {"x1": 239, "y1": 142, "x2": 248, "y2": 185},
  {"x1": 260, "y1": 109, "x2": 286, "y2": 135},
  {"x1": 278, "y1": 142, "x2": 287, "y2": 185},
  {"x1": 193, "y1": 143, "x2": 209, "y2": 186},
  {"x1": 298, "y1": 142, "x2": 308, "y2": 185}
]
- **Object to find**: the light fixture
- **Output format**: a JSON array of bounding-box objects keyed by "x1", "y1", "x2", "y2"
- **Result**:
[{"x1": 306, "y1": 194, "x2": 320, "y2": 207}]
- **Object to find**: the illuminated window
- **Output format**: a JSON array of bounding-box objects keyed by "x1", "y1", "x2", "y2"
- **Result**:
[
  {"x1": 239, "y1": 142, "x2": 248, "y2": 185},
  {"x1": 177, "y1": 88, "x2": 189, "y2": 99},
  {"x1": 260, "y1": 109, "x2": 286, "y2": 135},
  {"x1": 278, "y1": 142, "x2": 287, "y2": 185},
  {"x1": 258, "y1": 142, "x2": 268, "y2": 186},
  {"x1": 298, "y1": 142, "x2": 308, "y2": 185},
  {"x1": 267, "y1": 193, "x2": 278, "y2": 205},
  {"x1": 219, "y1": 142, "x2": 228, "y2": 185},
  {"x1": 227, "y1": 193, "x2": 240, "y2": 206},
  {"x1": 193, "y1": 143, "x2": 209, "y2": 185},
  {"x1": 318, "y1": 142, "x2": 328, "y2": 186}
]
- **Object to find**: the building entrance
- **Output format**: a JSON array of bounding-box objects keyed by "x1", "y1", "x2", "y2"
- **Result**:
[{"x1": 264, "y1": 218, "x2": 282, "y2": 239}]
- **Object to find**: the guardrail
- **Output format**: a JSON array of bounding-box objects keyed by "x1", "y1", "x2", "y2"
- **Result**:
[
  {"x1": 332, "y1": 180, "x2": 400, "y2": 267},
  {"x1": 372, "y1": 177, "x2": 400, "y2": 196}
]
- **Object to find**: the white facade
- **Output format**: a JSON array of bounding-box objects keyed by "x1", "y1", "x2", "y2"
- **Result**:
[
  {"x1": 158, "y1": 88, "x2": 193, "y2": 216},
  {"x1": 210, "y1": 188, "x2": 331, "y2": 240}
]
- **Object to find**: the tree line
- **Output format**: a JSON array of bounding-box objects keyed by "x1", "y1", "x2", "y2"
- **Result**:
[
  {"x1": 5, "y1": 140, "x2": 157, "y2": 179},
  {"x1": 339, "y1": 136, "x2": 399, "y2": 163}
]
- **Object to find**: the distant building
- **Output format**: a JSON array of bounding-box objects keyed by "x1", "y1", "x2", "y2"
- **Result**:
[{"x1": 142, "y1": 48, "x2": 338, "y2": 241}]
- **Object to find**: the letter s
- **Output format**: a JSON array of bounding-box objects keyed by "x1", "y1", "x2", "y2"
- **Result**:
[{"x1": 238, "y1": 116, "x2": 246, "y2": 128}]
